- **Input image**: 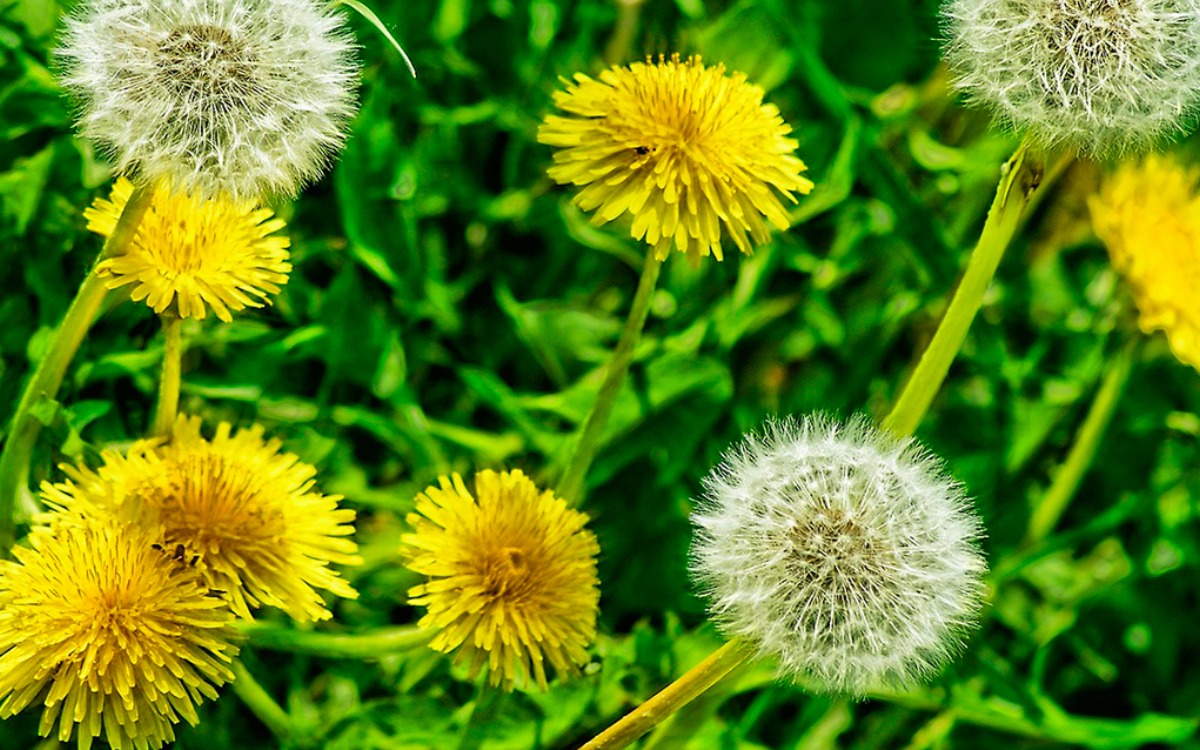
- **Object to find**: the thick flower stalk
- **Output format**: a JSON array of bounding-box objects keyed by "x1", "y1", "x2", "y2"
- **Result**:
[
  {"x1": 39, "y1": 415, "x2": 361, "y2": 623},
  {"x1": 1090, "y1": 153, "x2": 1200, "y2": 371},
  {"x1": 58, "y1": 0, "x2": 359, "y2": 199},
  {"x1": 0, "y1": 518, "x2": 237, "y2": 750},
  {"x1": 85, "y1": 177, "x2": 292, "y2": 322},
  {"x1": 539, "y1": 54, "x2": 814, "y2": 263},
  {"x1": 691, "y1": 415, "x2": 987, "y2": 694},
  {"x1": 944, "y1": 0, "x2": 1200, "y2": 155},
  {"x1": 400, "y1": 469, "x2": 600, "y2": 691}
]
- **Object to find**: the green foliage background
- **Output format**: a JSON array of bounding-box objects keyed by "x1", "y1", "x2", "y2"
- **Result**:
[{"x1": 2, "y1": 0, "x2": 1200, "y2": 747}]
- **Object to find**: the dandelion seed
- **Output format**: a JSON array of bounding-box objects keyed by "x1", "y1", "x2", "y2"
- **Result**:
[
  {"x1": 943, "y1": 0, "x2": 1200, "y2": 156},
  {"x1": 58, "y1": 0, "x2": 360, "y2": 199},
  {"x1": 400, "y1": 469, "x2": 600, "y2": 691},
  {"x1": 84, "y1": 177, "x2": 291, "y2": 322},
  {"x1": 1090, "y1": 153, "x2": 1200, "y2": 370},
  {"x1": 690, "y1": 415, "x2": 987, "y2": 695},
  {"x1": 0, "y1": 518, "x2": 237, "y2": 750},
  {"x1": 539, "y1": 54, "x2": 814, "y2": 264},
  {"x1": 40, "y1": 415, "x2": 361, "y2": 623}
]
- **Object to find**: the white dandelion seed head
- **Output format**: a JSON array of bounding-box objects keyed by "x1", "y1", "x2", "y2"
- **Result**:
[
  {"x1": 943, "y1": 0, "x2": 1200, "y2": 157},
  {"x1": 690, "y1": 415, "x2": 987, "y2": 695},
  {"x1": 57, "y1": 0, "x2": 360, "y2": 199}
]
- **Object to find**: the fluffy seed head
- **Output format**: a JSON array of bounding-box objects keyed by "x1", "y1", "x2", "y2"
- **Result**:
[
  {"x1": 1090, "y1": 153, "x2": 1200, "y2": 370},
  {"x1": 39, "y1": 415, "x2": 361, "y2": 623},
  {"x1": 0, "y1": 518, "x2": 237, "y2": 750},
  {"x1": 400, "y1": 470, "x2": 600, "y2": 691},
  {"x1": 691, "y1": 415, "x2": 987, "y2": 695},
  {"x1": 943, "y1": 0, "x2": 1200, "y2": 156},
  {"x1": 538, "y1": 54, "x2": 814, "y2": 264},
  {"x1": 84, "y1": 177, "x2": 291, "y2": 322},
  {"x1": 58, "y1": 0, "x2": 360, "y2": 199}
]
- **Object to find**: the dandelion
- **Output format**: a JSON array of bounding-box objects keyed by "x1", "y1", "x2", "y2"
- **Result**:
[
  {"x1": 691, "y1": 415, "x2": 987, "y2": 695},
  {"x1": 0, "y1": 518, "x2": 237, "y2": 750},
  {"x1": 538, "y1": 54, "x2": 814, "y2": 263},
  {"x1": 40, "y1": 415, "x2": 361, "y2": 623},
  {"x1": 58, "y1": 0, "x2": 359, "y2": 199},
  {"x1": 400, "y1": 469, "x2": 600, "y2": 691},
  {"x1": 1090, "y1": 154, "x2": 1200, "y2": 370},
  {"x1": 943, "y1": 0, "x2": 1200, "y2": 156},
  {"x1": 84, "y1": 177, "x2": 291, "y2": 322}
]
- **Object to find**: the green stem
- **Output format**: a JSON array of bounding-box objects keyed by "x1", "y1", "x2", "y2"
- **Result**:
[
  {"x1": 580, "y1": 638, "x2": 756, "y2": 750},
  {"x1": 457, "y1": 681, "x2": 506, "y2": 750},
  {"x1": 882, "y1": 141, "x2": 1043, "y2": 437},
  {"x1": 153, "y1": 313, "x2": 183, "y2": 438},
  {"x1": 603, "y1": 0, "x2": 646, "y2": 65},
  {"x1": 236, "y1": 622, "x2": 431, "y2": 658},
  {"x1": 1023, "y1": 337, "x2": 1140, "y2": 545},
  {"x1": 557, "y1": 252, "x2": 662, "y2": 504},
  {"x1": 231, "y1": 660, "x2": 296, "y2": 745},
  {"x1": 0, "y1": 181, "x2": 152, "y2": 555}
]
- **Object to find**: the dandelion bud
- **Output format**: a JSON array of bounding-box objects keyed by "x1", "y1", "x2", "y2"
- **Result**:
[
  {"x1": 58, "y1": 0, "x2": 360, "y2": 199},
  {"x1": 943, "y1": 0, "x2": 1200, "y2": 156},
  {"x1": 690, "y1": 416, "x2": 987, "y2": 695}
]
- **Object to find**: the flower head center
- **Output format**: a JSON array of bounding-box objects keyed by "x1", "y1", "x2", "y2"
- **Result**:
[
  {"x1": 156, "y1": 24, "x2": 256, "y2": 107},
  {"x1": 155, "y1": 454, "x2": 283, "y2": 554},
  {"x1": 481, "y1": 545, "x2": 533, "y2": 599}
]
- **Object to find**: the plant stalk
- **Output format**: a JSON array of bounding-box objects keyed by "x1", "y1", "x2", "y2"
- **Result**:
[
  {"x1": 882, "y1": 141, "x2": 1043, "y2": 437},
  {"x1": 0, "y1": 181, "x2": 152, "y2": 554},
  {"x1": 1024, "y1": 336, "x2": 1140, "y2": 545},
  {"x1": 236, "y1": 623, "x2": 431, "y2": 658},
  {"x1": 230, "y1": 660, "x2": 295, "y2": 744},
  {"x1": 579, "y1": 638, "x2": 756, "y2": 750},
  {"x1": 557, "y1": 251, "x2": 662, "y2": 504},
  {"x1": 153, "y1": 313, "x2": 183, "y2": 438},
  {"x1": 457, "y1": 681, "x2": 506, "y2": 750}
]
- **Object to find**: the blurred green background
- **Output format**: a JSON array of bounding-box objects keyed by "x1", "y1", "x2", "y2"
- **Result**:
[{"x1": 3, "y1": 0, "x2": 1200, "y2": 747}]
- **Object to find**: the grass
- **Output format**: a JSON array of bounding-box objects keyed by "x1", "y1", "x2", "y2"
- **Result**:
[{"x1": 2, "y1": 0, "x2": 1200, "y2": 747}]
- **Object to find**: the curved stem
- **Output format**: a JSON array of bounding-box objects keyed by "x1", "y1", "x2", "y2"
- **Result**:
[
  {"x1": 153, "y1": 313, "x2": 183, "y2": 438},
  {"x1": 230, "y1": 660, "x2": 296, "y2": 744},
  {"x1": 236, "y1": 622, "x2": 431, "y2": 658},
  {"x1": 0, "y1": 181, "x2": 152, "y2": 555},
  {"x1": 580, "y1": 638, "x2": 756, "y2": 750},
  {"x1": 457, "y1": 681, "x2": 505, "y2": 750},
  {"x1": 882, "y1": 141, "x2": 1043, "y2": 437},
  {"x1": 603, "y1": 0, "x2": 646, "y2": 65},
  {"x1": 557, "y1": 252, "x2": 662, "y2": 504},
  {"x1": 0, "y1": 272, "x2": 109, "y2": 553},
  {"x1": 1023, "y1": 336, "x2": 1140, "y2": 545}
]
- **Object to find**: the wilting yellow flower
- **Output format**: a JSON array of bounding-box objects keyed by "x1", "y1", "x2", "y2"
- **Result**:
[
  {"x1": 0, "y1": 518, "x2": 237, "y2": 750},
  {"x1": 1090, "y1": 154, "x2": 1200, "y2": 370},
  {"x1": 84, "y1": 177, "x2": 291, "y2": 322},
  {"x1": 40, "y1": 415, "x2": 360, "y2": 622},
  {"x1": 538, "y1": 54, "x2": 814, "y2": 264},
  {"x1": 401, "y1": 469, "x2": 600, "y2": 691}
]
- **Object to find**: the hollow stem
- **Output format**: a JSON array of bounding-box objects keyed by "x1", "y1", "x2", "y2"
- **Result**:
[
  {"x1": 580, "y1": 638, "x2": 756, "y2": 750},
  {"x1": 236, "y1": 623, "x2": 431, "y2": 659},
  {"x1": 0, "y1": 181, "x2": 152, "y2": 555},
  {"x1": 603, "y1": 0, "x2": 646, "y2": 65},
  {"x1": 231, "y1": 660, "x2": 296, "y2": 745},
  {"x1": 882, "y1": 141, "x2": 1043, "y2": 437},
  {"x1": 457, "y1": 681, "x2": 506, "y2": 750},
  {"x1": 153, "y1": 313, "x2": 183, "y2": 438},
  {"x1": 557, "y1": 251, "x2": 662, "y2": 504},
  {"x1": 1023, "y1": 336, "x2": 1140, "y2": 545}
]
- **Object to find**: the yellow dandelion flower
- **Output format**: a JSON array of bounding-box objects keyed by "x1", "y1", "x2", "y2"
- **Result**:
[
  {"x1": 84, "y1": 176, "x2": 291, "y2": 322},
  {"x1": 1090, "y1": 154, "x2": 1200, "y2": 370},
  {"x1": 0, "y1": 518, "x2": 237, "y2": 750},
  {"x1": 400, "y1": 469, "x2": 600, "y2": 691},
  {"x1": 538, "y1": 54, "x2": 814, "y2": 264},
  {"x1": 39, "y1": 415, "x2": 361, "y2": 623}
]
